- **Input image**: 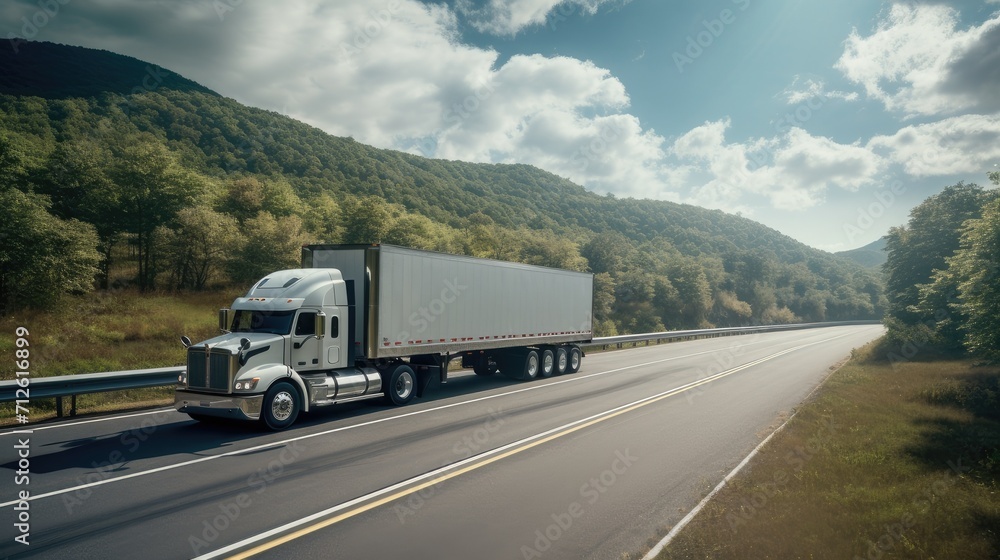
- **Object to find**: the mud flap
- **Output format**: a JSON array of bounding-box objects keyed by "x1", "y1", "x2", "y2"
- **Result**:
[{"x1": 410, "y1": 354, "x2": 448, "y2": 398}]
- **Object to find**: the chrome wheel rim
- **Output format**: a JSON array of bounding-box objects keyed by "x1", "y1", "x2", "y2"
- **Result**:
[
  {"x1": 271, "y1": 391, "x2": 294, "y2": 421},
  {"x1": 395, "y1": 372, "x2": 414, "y2": 399}
]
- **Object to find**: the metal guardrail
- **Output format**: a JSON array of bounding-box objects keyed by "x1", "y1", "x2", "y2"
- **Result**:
[
  {"x1": 1, "y1": 367, "x2": 184, "y2": 417},
  {"x1": 1, "y1": 321, "x2": 880, "y2": 416},
  {"x1": 582, "y1": 320, "x2": 881, "y2": 349}
]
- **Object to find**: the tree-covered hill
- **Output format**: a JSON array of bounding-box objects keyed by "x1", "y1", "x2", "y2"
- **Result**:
[
  {"x1": 0, "y1": 41, "x2": 885, "y2": 332},
  {"x1": 836, "y1": 237, "x2": 888, "y2": 269}
]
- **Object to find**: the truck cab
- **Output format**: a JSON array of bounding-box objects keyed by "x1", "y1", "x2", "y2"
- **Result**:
[{"x1": 175, "y1": 268, "x2": 391, "y2": 429}]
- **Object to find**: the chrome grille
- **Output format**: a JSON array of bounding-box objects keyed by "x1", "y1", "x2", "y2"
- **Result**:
[{"x1": 186, "y1": 347, "x2": 235, "y2": 392}]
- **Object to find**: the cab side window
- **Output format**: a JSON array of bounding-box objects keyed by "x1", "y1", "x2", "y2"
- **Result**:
[{"x1": 295, "y1": 312, "x2": 316, "y2": 336}]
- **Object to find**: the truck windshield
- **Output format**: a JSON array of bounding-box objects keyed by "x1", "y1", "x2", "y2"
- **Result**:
[{"x1": 230, "y1": 310, "x2": 296, "y2": 335}]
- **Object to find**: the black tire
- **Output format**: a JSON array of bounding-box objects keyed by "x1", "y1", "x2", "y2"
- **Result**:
[
  {"x1": 473, "y1": 356, "x2": 498, "y2": 376},
  {"x1": 566, "y1": 346, "x2": 582, "y2": 374},
  {"x1": 261, "y1": 381, "x2": 300, "y2": 431},
  {"x1": 539, "y1": 348, "x2": 555, "y2": 378},
  {"x1": 554, "y1": 347, "x2": 568, "y2": 375},
  {"x1": 520, "y1": 350, "x2": 540, "y2": 380},
  {"x1": 383, "y1": 364, "x2": 416, "y2": 406}
]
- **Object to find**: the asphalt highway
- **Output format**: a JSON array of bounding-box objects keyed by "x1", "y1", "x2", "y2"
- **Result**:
[{"x1": 0, "y1": 324, "x2": 883, "y2": 560}]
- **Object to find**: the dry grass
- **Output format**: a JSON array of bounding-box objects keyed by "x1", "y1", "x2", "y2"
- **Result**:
[
  {"x1": 1, "y1": 288, "x2": 240, "y2": 421},
  {"x1": 656, "y1": 340, "x2": 1000, "y2": 559}
]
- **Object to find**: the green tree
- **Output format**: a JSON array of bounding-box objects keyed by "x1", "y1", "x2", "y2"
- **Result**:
[
  {"x1": 518, "y1": 230, "x2": 587, "y2": 271},
  {"x1": 158, "y1": 206, "x2": 239, "y2": 290},
  {"x1": 216, "y1": 176, "x2": 301, "y2": 223},
  {"x1": 341, "y1": 195, "x2": 396, "y2": 244},
  {"x1": 581, "y1": 231, "x2": 632, "y2": 275},
  {"x1": 0, "y1": 189, "x2": 100, "y2": 311},
  {"x1": 226, "y1": 212, "x2": 312, "y2": 284},
  {"x1": 107, "y1": 139, "x2": 206, "y2": 290},
  {"x1": 463, "y1": 212, "x2": 520, "y2": 261},
  {"x1": 883, "y1": 182, "x2": 994, "y2": 324},
  {"x1": 948, "y1": 197, "x2": 1000, "y2": 362},
  {"x1": 43, "y1": 139, "x2": 122, "y2": 287},
  {"x1": 301, "y1": 193, "x2": 343, "y2": 243}
]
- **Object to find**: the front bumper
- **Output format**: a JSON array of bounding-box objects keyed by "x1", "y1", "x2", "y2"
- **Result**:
[{"x1": 175, "y1": 389, "x2": 264, "y2": 421}]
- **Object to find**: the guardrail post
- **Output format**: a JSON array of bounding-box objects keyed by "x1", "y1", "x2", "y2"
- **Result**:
[
  {"x1": 71, "y1": 395, "x2": 78, "y2": 416},
  {"x1": 56, "y1": 396, "x2": 64, "y2": 418}
]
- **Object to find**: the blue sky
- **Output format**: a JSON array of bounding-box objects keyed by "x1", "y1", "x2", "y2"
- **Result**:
[{"x1": 5, "y1": 0, "x2": 1000, "y2": 251}]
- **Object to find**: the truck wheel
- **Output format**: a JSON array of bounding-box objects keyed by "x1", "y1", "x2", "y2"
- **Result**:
[
  {"x1": 566, "y1": 346, "x2": 582, "y2": 374},
  {"x1": 539, "y1": 349, "x2": 555, "y2": 378},
  {"x1": 261, "y1": 381, "x2": 300, "y2": 431},
  {"x1": 554, "y1": 347, "x2": 568, "y2": 375},
  {"x1": 384, "y1": 364, "x2": 416, "y2": 406}
]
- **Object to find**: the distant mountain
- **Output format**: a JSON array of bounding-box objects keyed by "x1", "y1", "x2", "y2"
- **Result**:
[
  {"x1": 836, "y1": 237, "x2": 888, "y2": 269},
  {"x1": 0, "y1": 41, "x2": 215, "y2": 99},
  {"x1": 0, "y1": 41, "x2": 885, "y2": 327}
]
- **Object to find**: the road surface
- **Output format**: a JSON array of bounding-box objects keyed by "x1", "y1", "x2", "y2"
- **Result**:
[{"x1": 0, "y1": 324, "x2": 883, "y2": 559}]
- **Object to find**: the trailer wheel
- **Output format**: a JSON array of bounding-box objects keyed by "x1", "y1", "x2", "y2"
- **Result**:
[
  {"x1": 554, "y1": 347, "x2": 568, "y2": 375},
  {"x1": 520, "y1": 350, "x2": 540, "y2": 380},
  {"x1": 539, "y1": 349, "x2": 555, "y2": 378},
  {"x1": 384, "y1": 364, "x2": 416, "y2": 406},
  {"x1": 261, "y1": 381, "x2": 300, "y2": 431},
  {"x1": 566, "y1": 346, "x2": 582, "y2": 374},
  {"x1": 473, "y1": 356, "x2": 498, "y2": 376}
]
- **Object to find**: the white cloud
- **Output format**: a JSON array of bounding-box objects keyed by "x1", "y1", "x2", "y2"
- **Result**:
[
  {"x1": 455, "y1": 0, "x2": 624, "y2": 36},
  {"x1": 868, "y1": 113, "x2": 1000, "y2": 177},
  {"x1": 782, "y1": 77, "x2": 858, "y2": 105},
  {"x1": 835, "y1": 3, "x2": 1000, "y2": 116},
  {"x1": 12, "y1": 0, "x2": 678, "y2": 199},
  {"x1": 672, "y1": 120, "x2": 883, "y2": 212}
]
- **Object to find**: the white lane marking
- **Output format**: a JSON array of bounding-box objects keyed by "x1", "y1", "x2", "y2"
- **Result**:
[
  {"x1": 195, "y1": 341, "x2": 833, "y2": 560},
  {"x1": 0, "y1": 408, "x2": 175, "y2": 436},
  {"x1": 640, "y1": 329, "x2": 872, "y2": 559},
  {"x1": 0, "y1": 327, "x2": 875, "y2": 508}
]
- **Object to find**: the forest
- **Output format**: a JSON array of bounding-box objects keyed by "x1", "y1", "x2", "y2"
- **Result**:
[
  {"x1": 881, "y1": 177, "x2": 1000, "y2": 364},
  {"x1": 0, "y1": 41, "x2": 886, "y2": 335}
]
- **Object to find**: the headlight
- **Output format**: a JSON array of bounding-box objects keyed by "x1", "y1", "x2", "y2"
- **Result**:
[{"x1": 235, "y1": 377, "x2": 260, "y2": 391}]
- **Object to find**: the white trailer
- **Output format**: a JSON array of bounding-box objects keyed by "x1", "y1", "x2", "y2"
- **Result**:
[{"x1": 175, "y1": 244, "x2": 593, "y2": 430}]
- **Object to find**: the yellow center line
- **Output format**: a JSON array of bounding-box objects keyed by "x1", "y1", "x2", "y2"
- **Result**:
[{"x1": 223, "y1": 343, "x2": 810, "y2": 559}]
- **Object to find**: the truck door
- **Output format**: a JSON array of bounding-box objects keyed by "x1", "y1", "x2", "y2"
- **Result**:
[{"x1": 291, "y1": 311, "x2": 322, "y2": 371}]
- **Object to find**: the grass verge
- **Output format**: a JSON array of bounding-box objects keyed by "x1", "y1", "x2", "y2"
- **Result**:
[
  {"x1": 655, "y1": 342, "x2": 1000, "y2": 559},
  {"x1": 1, "y1": 288, "x2": 240, "y2": 424}
]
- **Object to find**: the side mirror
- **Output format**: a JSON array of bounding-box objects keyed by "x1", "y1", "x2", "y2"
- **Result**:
[
  {"x1": 180, "y1": 335, "x2": 192, "y2": 348},
  {"x1": 240, "y1": 338, "x2": 252, "y2": 351},
  {"x1": 315, "y1": 312, "x2": 327, "y2": 339},
  {"x1": 219, "y1": 309, "x2": 231, "y2": 333}
]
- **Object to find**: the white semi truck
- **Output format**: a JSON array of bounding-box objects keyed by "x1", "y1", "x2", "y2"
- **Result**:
[{"x1": 175, "y1": 244, "x2": 594, "y2": 429}]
